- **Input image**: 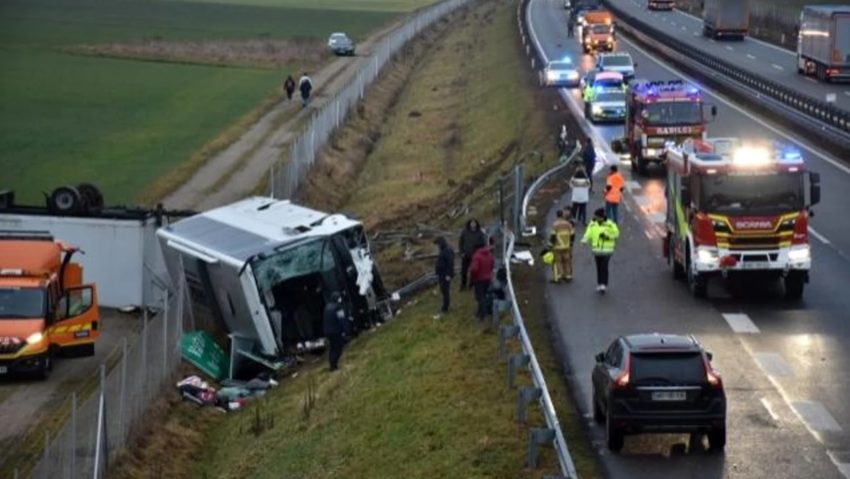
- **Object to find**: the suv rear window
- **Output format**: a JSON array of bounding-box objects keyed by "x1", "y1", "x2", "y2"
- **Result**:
[{"x1": 630, "y1": 352, "x2": 705, "y2": 384}]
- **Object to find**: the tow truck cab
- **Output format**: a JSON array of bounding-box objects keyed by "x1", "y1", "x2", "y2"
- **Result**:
[
  {"x1": 0, "y1": 231, "x2": 99, "y2": 379},
  {"x1": 663, "y1": 138, "x2": 821, "y2": 299},
  {"x1": 582, "y1": 10, "x2": 616, "y2": 53}
]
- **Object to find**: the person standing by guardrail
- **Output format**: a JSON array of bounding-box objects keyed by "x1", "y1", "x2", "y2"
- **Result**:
[
  {"x1": 468, "y1": 237, "x2": 495, "y2": 321},
  {"x1": 582, "y1": 138, "x2": 596, "y2": 192},
  {"x1": 582, "y1": 208, "x2": 620, "y2": 294},
  {"x1": 569, "y1": 165, "x2": 590, "y2": 226},
  {"x1": 433, "y1": 237, "x2": 455, "y2": 314},
  {"x1": 458, "y1": 219, "x2": 486, "y2": 291}
]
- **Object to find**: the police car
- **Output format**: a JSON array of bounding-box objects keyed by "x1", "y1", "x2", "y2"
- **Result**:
[
  {"x1": 542, "y1": 58, "x2": 581, "y2": 87},
  {"x1": 596, "y1": 52, "x2": 636, "y2": 81},
  {"x1": 582, "y1": 71, "x2": 626, "y2": 123}
]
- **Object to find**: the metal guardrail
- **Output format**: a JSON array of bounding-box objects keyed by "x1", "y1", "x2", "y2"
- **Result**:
[
  {"x1": 520, "y1": 143, "x2": 580, "y2": 233},
  {"x1": 603, "y1": 0, "x2": 850, "y2": 152}
]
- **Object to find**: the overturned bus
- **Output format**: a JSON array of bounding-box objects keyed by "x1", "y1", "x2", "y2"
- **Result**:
[{"x1": 157, "y1": 197, "x2": 391, "y2": 377}]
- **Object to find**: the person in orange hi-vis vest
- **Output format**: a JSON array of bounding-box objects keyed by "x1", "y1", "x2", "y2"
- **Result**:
[{"x1": 604, "y1": 165, "x2": 625, "y2": 224}]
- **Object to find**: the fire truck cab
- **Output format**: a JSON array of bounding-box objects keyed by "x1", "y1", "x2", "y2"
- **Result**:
[
  {"x1": 613, "y1": 80, "x2": 716, "y2": 175},
  {"x1": 663, "y1": 138, "x2": 821, "y2": 299},
  {"x1": 0, "y1": 231, "x2": 100, "y2": 379}
]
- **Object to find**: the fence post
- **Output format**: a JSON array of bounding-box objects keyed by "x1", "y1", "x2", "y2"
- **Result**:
[
  {"x1": 162, "y1": 292, "x2": 169, "y2": 379},
  {"x1": 140, "y1": 310, "x2": 148, "y2": 404},
  {"x1": 499, "y1": 324, "x2": 518, "y2": 359},
  {"x1": 269, "y1": 163, "x2": 275, "y2": 199},
  {"x1": 517, "y1": 386, "x2": 542, "y2": 423},
  {"x1": 528, "y1": 428, "x2": 556, "y2": 469},
  {"x1": 513, "y1": 164, "x2": 525, "y2": 234},
  {"x1": 92, "y1": 365, "x2": 106, "y2": 479},
  {"x1": 507, "y1": 353, "x2": 530, "y2": 388},
  {"x1": 117, "y1": 337, "x2": 128, "y2": 447}
]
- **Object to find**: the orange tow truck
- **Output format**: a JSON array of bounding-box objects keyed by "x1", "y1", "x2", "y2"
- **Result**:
[
  {"x1": 581, "y1": 10, "x2": 616, "y2": 54},
  {"x1": 0, "y1": 231, "x2": 100, "y2": 379}
]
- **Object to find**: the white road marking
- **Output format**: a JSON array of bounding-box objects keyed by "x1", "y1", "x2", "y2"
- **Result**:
[
  {"x1": 746, "y1": 54, "x2": 756, "y2": 60},
  {"x1": 845, "y1": 91, "x2": 850, "y2": 97},
  {"x1": 681, "y1": 26, "x2": 687, "y2": 31},
  {"x1": 809, "y1": 227, "x2": 831, "y2": 245},
  {"x1": 619, "y1": 35, "x2": 850, "y2": 176},
  {"x1": 805, "y1": 77, "x2": 819, "y2": 84},
  {"x1": 692, "y1": 32, "x2": 699, "y2": 37},
  {"x1": 772, "y1": 63, "x2": 784, "y2": 71},
  {"x1": 648, "y1": 212, "x2": 666, "y2": 224},
  {"x1": 827, "y1": 451, "x2": 850, "y2": 479},
  {"x1": 792, "y1": 400, "x2": 842, "y2": 433},
  {"x1": 671, "y1": 21, "x2": 677, "y2": 26},
  {"x1": 722, "y1": 313, "x2": 760, "y2": 333},
  {"x1": 760, "y1": 397, "x2": 780, "y2": 422},
  {"x1": 726, "y1": 46, "x2": 734, "y2": 51},
  {"x1": 753, "y1": 352, "x2": 794, "y2": 377},
  {"x1": 626, "y1": 180, "x2": 642, "y2": 191},
  {"x1": 634, "y1": 195, "x2": 651, "y2": 207}
]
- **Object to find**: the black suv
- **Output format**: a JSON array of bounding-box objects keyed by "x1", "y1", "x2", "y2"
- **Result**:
[{"x1": 591, "y1": 334, "x2": 726, "y2": 452}]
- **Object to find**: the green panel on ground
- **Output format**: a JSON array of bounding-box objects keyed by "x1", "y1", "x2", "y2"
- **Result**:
[{"x1": 180, "y1": 331, "x2": 229, "y2": 381}]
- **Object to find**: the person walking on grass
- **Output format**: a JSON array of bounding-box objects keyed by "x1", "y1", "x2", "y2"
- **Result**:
[
  {"x1": 434, "y1": 236, "x2": 455, "y2": 314},
  {"x1": 299, "y1": 72, "x2": 313, "y2": 108},
  {"x1": 549, "y1": 208, "x2": 575, "y2": 283},
  {"x1": 468, "y1": 237, "x2": 495, "y2": 321},
  {"x1": 458, "y1": 219, "x2": 486, "y2": 291},
  {"x1": 569, "y1": 165, "x2": 590, "y2": 226},
  {"x1": 323, "y1": 292, "x2": 347, "y2": 371},
  {"x1": 582, "y1": 208, "x2": 620, "y2": 294},
  {"x1": 283, "y1": 74, "x2": 296, "y2": 101},
  {"x1": 605, "y1": 165, "x2": 625, "y2": 224}
]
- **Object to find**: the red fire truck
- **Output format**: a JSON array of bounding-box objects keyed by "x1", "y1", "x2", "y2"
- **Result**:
[
  {"x1": 663, "y1": 138, "x2": 821, "y2": 299},
  {"x1": 614, "y1": 80, "x2": 716, "y2": 175}
]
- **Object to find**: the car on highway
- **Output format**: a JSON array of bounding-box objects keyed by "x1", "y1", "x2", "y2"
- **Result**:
[
  {"x1": 592, "y1": 333, "x2": 726, "y2": 453},
  {"x1": 328, "y1": 32, "x2": 355, "y2": 56},
  {"x1": 584, "y1": 88, "x2": 626, "y2": 123},
  {"x1": 542, "y1": 58, "x2": 581, "y2": 87},
  {"x1": 596, "y1": 52, "x2": 636, "y2": 81},
  {"x1": 580, "y1": 70, "x2": 625, "y2": 91}
]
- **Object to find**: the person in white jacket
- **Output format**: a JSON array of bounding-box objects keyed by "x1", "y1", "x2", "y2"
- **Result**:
[{"x1": 569, "y1": 165, "x2": 591, "y2": 226}]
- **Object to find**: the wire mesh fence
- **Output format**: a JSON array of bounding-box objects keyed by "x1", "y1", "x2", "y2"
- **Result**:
[
  {"x1": 268, "y1": 0, "x2": 472, "y2": 199},
  {"x1": 25, "y1": 274, "x2": 187, "y2": 479}
]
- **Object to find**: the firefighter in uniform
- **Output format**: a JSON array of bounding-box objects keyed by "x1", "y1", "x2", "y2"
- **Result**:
[{"x1": 549, "y1": 209, "x2": 575, "y2": 282}]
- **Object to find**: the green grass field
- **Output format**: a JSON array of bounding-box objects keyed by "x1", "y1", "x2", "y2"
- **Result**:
[{"x1": 0, "y1": 0, "x2": 422, "y2": 205}]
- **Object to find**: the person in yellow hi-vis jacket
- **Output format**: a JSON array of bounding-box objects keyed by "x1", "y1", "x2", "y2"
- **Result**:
[
  {"x1": 582, "y1": 208, "x2": 620, "y2": 294},
  {"x1": 549, "y1": 208, "x2": 575, "y2": 283}
]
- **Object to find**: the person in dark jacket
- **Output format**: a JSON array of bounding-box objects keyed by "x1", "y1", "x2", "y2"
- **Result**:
[
  {"x1": 323, "y1": 292, "x2": 347, "y2": 371},
  {"x1": 582, "y1": 138, "x2": 596, "y2": 192},
  {"x1": 468, "y1": 237, "x2": 495, "y2": 321},
  {"x1": 299, "y1": 73, "x2": 313, "y2": 108},
  {"x1": 283, "y1": 75, "x2": 296, "y2": 101},
  {"x1": 458, "y1": 219, "x2": 486, "y2": 291},
  {"x1": 434, "y1": 237, "x2": 455, "y2": 313}
]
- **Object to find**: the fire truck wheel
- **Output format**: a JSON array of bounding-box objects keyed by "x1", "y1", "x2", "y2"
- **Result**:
[
  {"x1": 784, "y1": 272, "x2": 805, "y2": 300},
  {"x1": 686, "y1": 252, "x2": 708, "y2": 298},
  {"x1": 669, "y1": 238, "x2": 685, "y2": 280},
  {"x1": 636, "y1": 154, "x2": 649, "y2": 176}
]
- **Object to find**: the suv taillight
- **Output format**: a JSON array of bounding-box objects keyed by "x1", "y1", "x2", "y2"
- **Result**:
[
  {"x1": 703, "y1": 354, "x2": 723, "y2": 390},
  {"x1": 613, "y1": 354, "x2": 631, "y2": 390}
]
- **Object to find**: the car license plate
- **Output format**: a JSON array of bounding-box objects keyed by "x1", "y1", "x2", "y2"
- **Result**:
[
  {"x1": 741, "y1": 261, "x2": 770, "y2": 270},
  {"x1": 0, "y1": 366, "x2": 7, "y2": 375},
  {"x1": 651, "y1": 391, "x2": 686, "y2": 401}
]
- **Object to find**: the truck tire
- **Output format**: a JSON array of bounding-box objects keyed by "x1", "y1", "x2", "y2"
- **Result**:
[
  {"x1": 816, "y1": 63, "x2": 828, "y2": 82},
  {"x1": 784, "y1": 272, "x2": 805, "y2": 300},
  {"x1": 77, "y1": 183, "x2": 104, "y2": 211},
  {"x1": 687, "y1": 251, "x2": 708, "y2": 298},
  {"x1": 49, "y1": 186, "x2": 83, "y2": 215},
  {"x1": 669, "y1": 236, "x2": 685, "y2": 280},
  {"x1": 36, "y1": 352, "x2": 52, "y2": 380},
  {"x1": 606, "y1": 411, "x2": 625, "y2": 452}
]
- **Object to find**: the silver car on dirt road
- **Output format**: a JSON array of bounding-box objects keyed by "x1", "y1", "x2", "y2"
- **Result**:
[{"x1": 328, "y1": 32, "x2": 355, "y2": 56}]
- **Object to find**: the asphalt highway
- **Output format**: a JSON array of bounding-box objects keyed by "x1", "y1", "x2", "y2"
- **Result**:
[
  {"x1": 610, "y1": 0, "x2": 850, "y2": 112},
  {"x1": 526, "y1": 0, "x2": 850, "y2": 477}
]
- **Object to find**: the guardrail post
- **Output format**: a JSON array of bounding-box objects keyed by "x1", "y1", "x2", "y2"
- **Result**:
[
  {"x1": 70, "y1": 392, "x2": 76, "y2": 479},
  {"x1": 499, "y1": 324, "x2": 519, "y2": 359},
  {"x1": 528, "y1": 427, "x2": 556, "y2": 469},
  {"x1": 517, "y1": 386, "x2": 542, "y2": 423},
  {"x1": 507, "y1": 353, "x2": 529, "y2": 388}
]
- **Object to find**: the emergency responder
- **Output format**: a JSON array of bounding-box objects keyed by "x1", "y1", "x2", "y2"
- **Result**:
[
  {"x1": 323, "y1": 292, "x2": 348, "y2": 371},
  {"x1": 581, "y1": 208, "x2": 620, "y2": 294},
  {"x1": 582, "y1": 138, "x2": 596, "y2": 192},
  {"x1": 549, "y1": 209, "x2": 575, "y2": 282},
  {"x1": 604, "y1": 165, "x2": 625, "y2": 224}
]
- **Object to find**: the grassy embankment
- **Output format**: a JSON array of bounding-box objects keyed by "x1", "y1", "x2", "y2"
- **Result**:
[
  {"x1": 0, "y1": 0, "x2": 433, "y2": 205},
  {"x1": 114, "y1": 1, "x2": 602, "y2": 478}
]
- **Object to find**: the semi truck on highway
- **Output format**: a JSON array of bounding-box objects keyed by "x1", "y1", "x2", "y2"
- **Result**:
[
  {"x1": 0, "y1": 231, "x2": 100, "y2": 379},
  {"x1": 702, "y1": 0, "x2": 750, "y2": 40},
  {"x1": 663, "y1": 138, "x2": 821, "y2": 299},
  {"x1": 614, "y1": 80, "x2": 716, "y2": 175},
  {"x1": 797, "y1": 5, "x2": 850, "y2": 82}
]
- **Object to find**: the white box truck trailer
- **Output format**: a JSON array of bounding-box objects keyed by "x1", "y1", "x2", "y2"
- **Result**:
[
  {"x1": 797, "y1": 5, "x2": 850, "y2": 82},
  {"x1": 703, "y1": 0, "x2": 750, "y2": 40}
]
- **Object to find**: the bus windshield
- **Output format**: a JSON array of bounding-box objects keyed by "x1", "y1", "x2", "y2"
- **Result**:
[
  {"x1": 0, "y1": 287, "x2": 46, "y2": 319},
  {"x1": 700, "y1": 172, "x2": 804, "y2": 215},
  {"x1": 643, "y1": 102, "x2": 702, "y2": 125}
]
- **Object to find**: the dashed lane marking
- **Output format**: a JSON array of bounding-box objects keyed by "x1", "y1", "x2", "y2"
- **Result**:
[
  {"x1": 760, "y1": 397, "x2": 780, "y2": 422},
  {"x1": 753, "y1": 352, "x2": 794, "y2": 377},
  {"x1": 772, "y1": 63, "x2": 785, "y2": 71},
  {"x1": 722, "y1": 313, "x2": 760, "y2": 333},
  {"x1": 805, "y1": 77, "x2": 819, "y2": 84},
  {"x1": 681, "y1": 26, "x2": 687, "y2": 31},
  {"x1": 633, "y1": 195, "x2": 651, "y2": 207},
  {"x1": 626, "y1": 180, "x2": 642, "y2": 191},
  {"x1": 845, "y1": 91, "x2": 850, "y2": 97},
  {"x1": 726, "y1": 46, "x2": 734, "y2": 51},
  {"x1": 746, "y1": 54, "x2": 756, "y2": 59},
  {"x1": 792, "y1": 400, "x2": 842, "y2": 433},
  {"x1": 692, "y1": 32, "x2": 699, "y2": 37},
  {"x1": 647, "y1": 212, "x2": 666, "y2": 224}
]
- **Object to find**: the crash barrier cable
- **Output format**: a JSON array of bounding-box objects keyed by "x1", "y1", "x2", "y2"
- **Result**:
[
  {"x1": 601, "y1": 0, "x2": 850, "y2": 151},
  {"x1": 269, "y1": 0, "x2": 474, "y2": 200}
]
